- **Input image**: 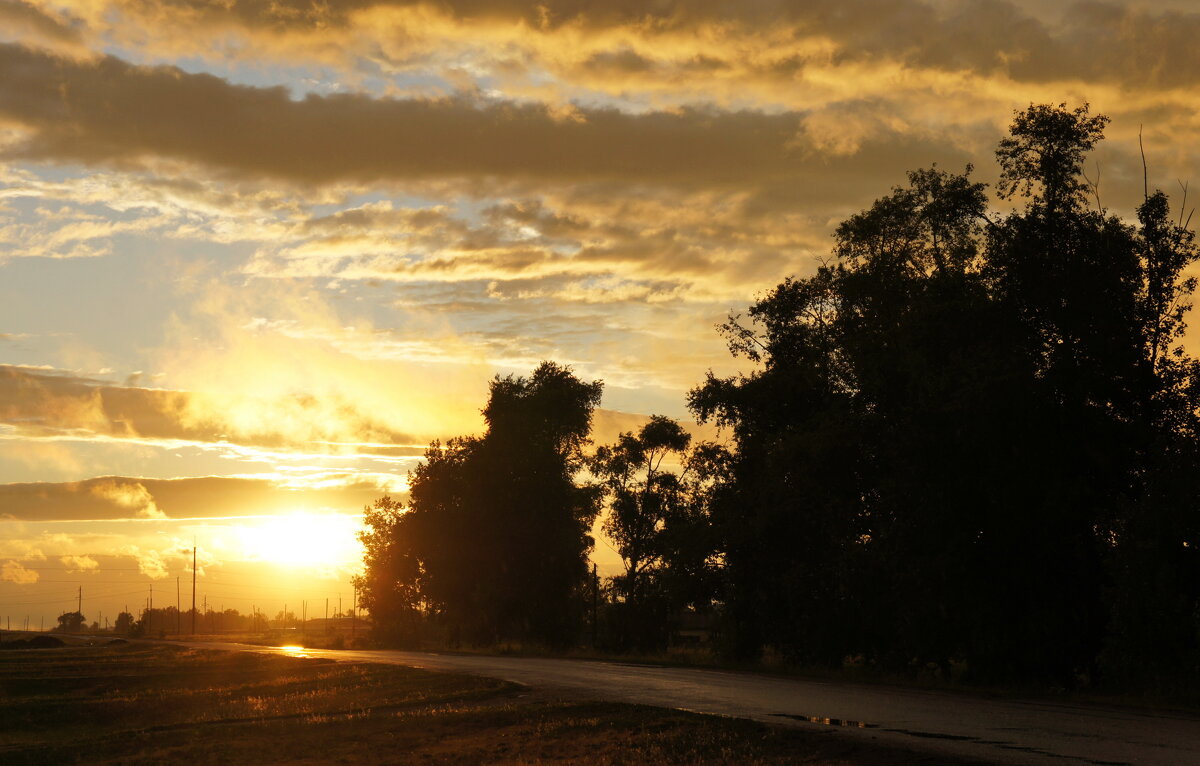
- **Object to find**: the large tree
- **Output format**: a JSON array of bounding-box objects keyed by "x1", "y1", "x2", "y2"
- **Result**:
[
  {"x1": 691, "y1": 104, "x2": 1200, "y2": 685},
  {"x1": 358, "y1": 362, "x2": 603, "y2": 647}
]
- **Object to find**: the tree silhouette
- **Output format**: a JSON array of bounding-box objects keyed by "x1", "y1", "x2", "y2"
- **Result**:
[
  {"x1": 691, "y1": 104, "x2": 1200, "y2": 686},
  {"x1": 56, "y1": 611, "x2": 85, "y2": 633},
  {"x1": 590, "y1": 415, "x2": 727, "y2": 650},
  {"x1": 359, "y1": 361, "x2": 603, "y2": 647}
]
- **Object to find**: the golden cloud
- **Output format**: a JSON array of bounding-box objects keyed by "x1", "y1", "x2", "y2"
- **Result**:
[
  {"x1": 119, "y1": 544, "x2": 169, "y2": 579},
  {"x1": 60, "y1": 554, "x2": 99, "y2": 572},
  {"x1": 0, "y1": 364, "x2": 430, "y2": 451},
  {"x1": 89, "y1": 479, "x2": 165, "y2": 519},
  {"x1": 1, "y1": 559, "x2": 38, "y2": 583}
]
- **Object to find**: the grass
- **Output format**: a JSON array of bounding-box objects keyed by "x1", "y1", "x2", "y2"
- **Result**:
[{"x1": 0, "y1": 642, "x2": 988, "y2": 765}]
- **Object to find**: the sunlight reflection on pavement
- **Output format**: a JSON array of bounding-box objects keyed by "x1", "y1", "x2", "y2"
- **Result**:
[{"x1": 178, "y1": 641, "x2": 1200, "y2": 766}]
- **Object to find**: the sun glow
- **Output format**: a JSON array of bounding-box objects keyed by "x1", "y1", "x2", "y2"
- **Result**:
[{"x1": 235, "y1": 512, "x2": 363, "y2": 570}]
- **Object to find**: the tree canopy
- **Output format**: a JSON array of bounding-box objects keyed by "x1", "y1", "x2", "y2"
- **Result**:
[
  {"x1": 358, "y1": 361, "x2": 603, "y2": 647},
  {"x1": 589, "y1": 415, "x2": 727, "y2": 650},
  {"x1": 690, "y1": 103, "x2": 1200, "y2": 685}
]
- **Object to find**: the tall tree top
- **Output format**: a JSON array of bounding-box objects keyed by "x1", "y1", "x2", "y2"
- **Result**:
[
  {"x1": 483, "y1": 361, "x2": 603, "y2": 457},
  {"x1": 995, "y1": 102, "x2": 1108, "y2": 214}
]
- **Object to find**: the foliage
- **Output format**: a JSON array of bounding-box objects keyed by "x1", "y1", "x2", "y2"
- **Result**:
[
  {"x1": 590, "y1": 415, "x2": 728, "y2": 650},
  {"x1": 359, "y1": 361, "x2": 603, "y2": 647},
  {"x1": 690, "y1": 103, "x2": 1200, "y2": 686},
  {"x1": 55, "y1": 612, "x2": 84, "y2": 633}
]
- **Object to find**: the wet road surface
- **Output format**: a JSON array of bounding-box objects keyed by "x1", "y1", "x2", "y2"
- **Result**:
[{"x1": 183, "y1": 642, "x2": 1199, "y2": 765}]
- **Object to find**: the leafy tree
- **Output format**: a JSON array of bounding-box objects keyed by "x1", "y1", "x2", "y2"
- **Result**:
[
  {"x1": 56, "y1": 611, "x2": 84, "y2": 633},
  {"x1": 356, "y1": 494, "x2": 424, "y2": 645},
  {"x1": 114, "y1": 611, "x2": 134, "y2": 636},
  {"x1": 359, "y1": 362, "x2": 603, "y2": 647},
  {"x1": 692, "y1": 104, "x2": 1200, "y2": 685},
  {"x1": 590, "y1": 415, "x2": 727, "y2": 650},
  {"x1": 593, "y1": 415, "x2": 692, "y2": 592}
]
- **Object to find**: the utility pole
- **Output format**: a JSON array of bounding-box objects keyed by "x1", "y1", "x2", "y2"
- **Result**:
[
  {"x1": 325, "y1": 598, "x2": 328, "y2": 634},
  {"x1": 351, "y1": 585, "x2": 356, "y2": 643},
  {"x1": 176, "y1": 577, "x2": 181, "y2": 635},
  {"x1": 302, "y1": 601, "x2": 307, "y2": 641},
  {"x1": 77, "y1": 586, "x2": 82, "y2": 617},
  {"x1": 149, "y1": 583, "x2": 153, "y2": 637},
  {"x1": 191, "y1": 545, "x2": 197, "y2": 635},
  {"x1": 592, "y1": 562, "x2": 598, "y2": 649}
]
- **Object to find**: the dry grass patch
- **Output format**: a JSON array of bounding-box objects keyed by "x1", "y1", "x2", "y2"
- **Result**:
[{"x1": 0, "y1": 643, "x2": 985, "y2": 765}]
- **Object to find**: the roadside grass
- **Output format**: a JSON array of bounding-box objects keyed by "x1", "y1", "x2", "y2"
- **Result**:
[{"x1": 0, "y1": 643, "x2": 984, "y2": 765}]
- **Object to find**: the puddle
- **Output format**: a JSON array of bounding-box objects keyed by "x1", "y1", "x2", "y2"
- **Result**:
[
  {"x1": 769, "y1": 715, "x2": 1132, "y2": 766},
  {"x1": 770, "y1": 712, "x2": 877, "y2": 729},
  {"x1": 887, "y1": 728, "x2": 977, "y2": 741}
]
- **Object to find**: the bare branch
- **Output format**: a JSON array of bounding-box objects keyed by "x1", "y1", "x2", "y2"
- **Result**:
[
  {"x1": 1082, "y1": 162, "x2": 1103, "y2": 213},
  {"x1": 1139, "y1": 125, "x2": 1149, "y2": 202},
  {"x1": 1178, "y1": 180, "x2": 1189, "y2": 228}
]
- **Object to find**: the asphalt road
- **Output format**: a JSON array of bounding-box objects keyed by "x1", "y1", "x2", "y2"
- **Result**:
[{"x1": 187, "y1": 642, "x2": 1198, "y2": 765}]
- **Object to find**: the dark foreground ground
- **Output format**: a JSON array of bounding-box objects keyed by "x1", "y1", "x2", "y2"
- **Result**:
[{"x1": 0, "y1": 643, "x2": 987, "y2": 765}]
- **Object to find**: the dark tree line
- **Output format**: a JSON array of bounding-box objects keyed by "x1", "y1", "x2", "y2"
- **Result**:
[
  {"x1": 359, "y1": 105, "x2": 1200, "y2": 690},
  {"x1": 691, "y1": 103, "x2": 1200, "y2": 686}
]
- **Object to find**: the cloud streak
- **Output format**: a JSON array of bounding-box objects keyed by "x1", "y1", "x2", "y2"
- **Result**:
[
  {"x1": 0, "y1": 475, "x2": 396, "y2": 522},
  {"x1": 0, "y1": 43, "x2": 966, "y2": 190}
]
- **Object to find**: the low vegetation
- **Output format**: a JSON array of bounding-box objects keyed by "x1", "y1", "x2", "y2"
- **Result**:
[{"x1": 0, "y1": 643, "x2": 981, "y2": 765}]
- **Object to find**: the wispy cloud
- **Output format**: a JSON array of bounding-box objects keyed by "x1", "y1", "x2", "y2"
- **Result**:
[
  {"x1": 1, "y1": 559, "x2": 39, "y2": 584},
  {"x1": 89, "y1": 479, "x2": 165, "y2": 519},
  {"x1": 60, "y1": 554, "x2": 98, "y2": 572}
]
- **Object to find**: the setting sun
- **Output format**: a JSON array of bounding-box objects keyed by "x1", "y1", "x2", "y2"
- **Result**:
[{"x1": 235, "y1": 513, "x2": 364, "y2": 569}]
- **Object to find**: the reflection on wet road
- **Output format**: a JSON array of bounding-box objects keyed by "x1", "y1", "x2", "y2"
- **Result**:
[{"x1": 183, "y1": 642, "x2": 1199, "y2": 765}]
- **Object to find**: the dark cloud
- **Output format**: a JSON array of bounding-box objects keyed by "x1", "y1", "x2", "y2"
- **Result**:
[
  {"x1": 0, "y1": 44, "x2": 966, "y2": 194},
  {"x1": 0, "y1": 475, "x2": 389, "y2": 521},
  {"x1": 0, "y1": 0, "x2": 82, "y2": 45}
]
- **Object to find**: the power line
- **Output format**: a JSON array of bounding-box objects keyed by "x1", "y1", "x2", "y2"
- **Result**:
[{"x1": 0, "y1": 587, "x2": 149, "y2": 607}]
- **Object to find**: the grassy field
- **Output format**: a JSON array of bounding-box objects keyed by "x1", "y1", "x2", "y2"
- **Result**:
[{"x1": 0, "y1": 642, "x2": 987, "y2": 765}]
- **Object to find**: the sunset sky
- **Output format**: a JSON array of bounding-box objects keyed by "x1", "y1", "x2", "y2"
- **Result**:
[{"x1": 4, "y1": 0, "x2": 1200, "y2": 629}]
